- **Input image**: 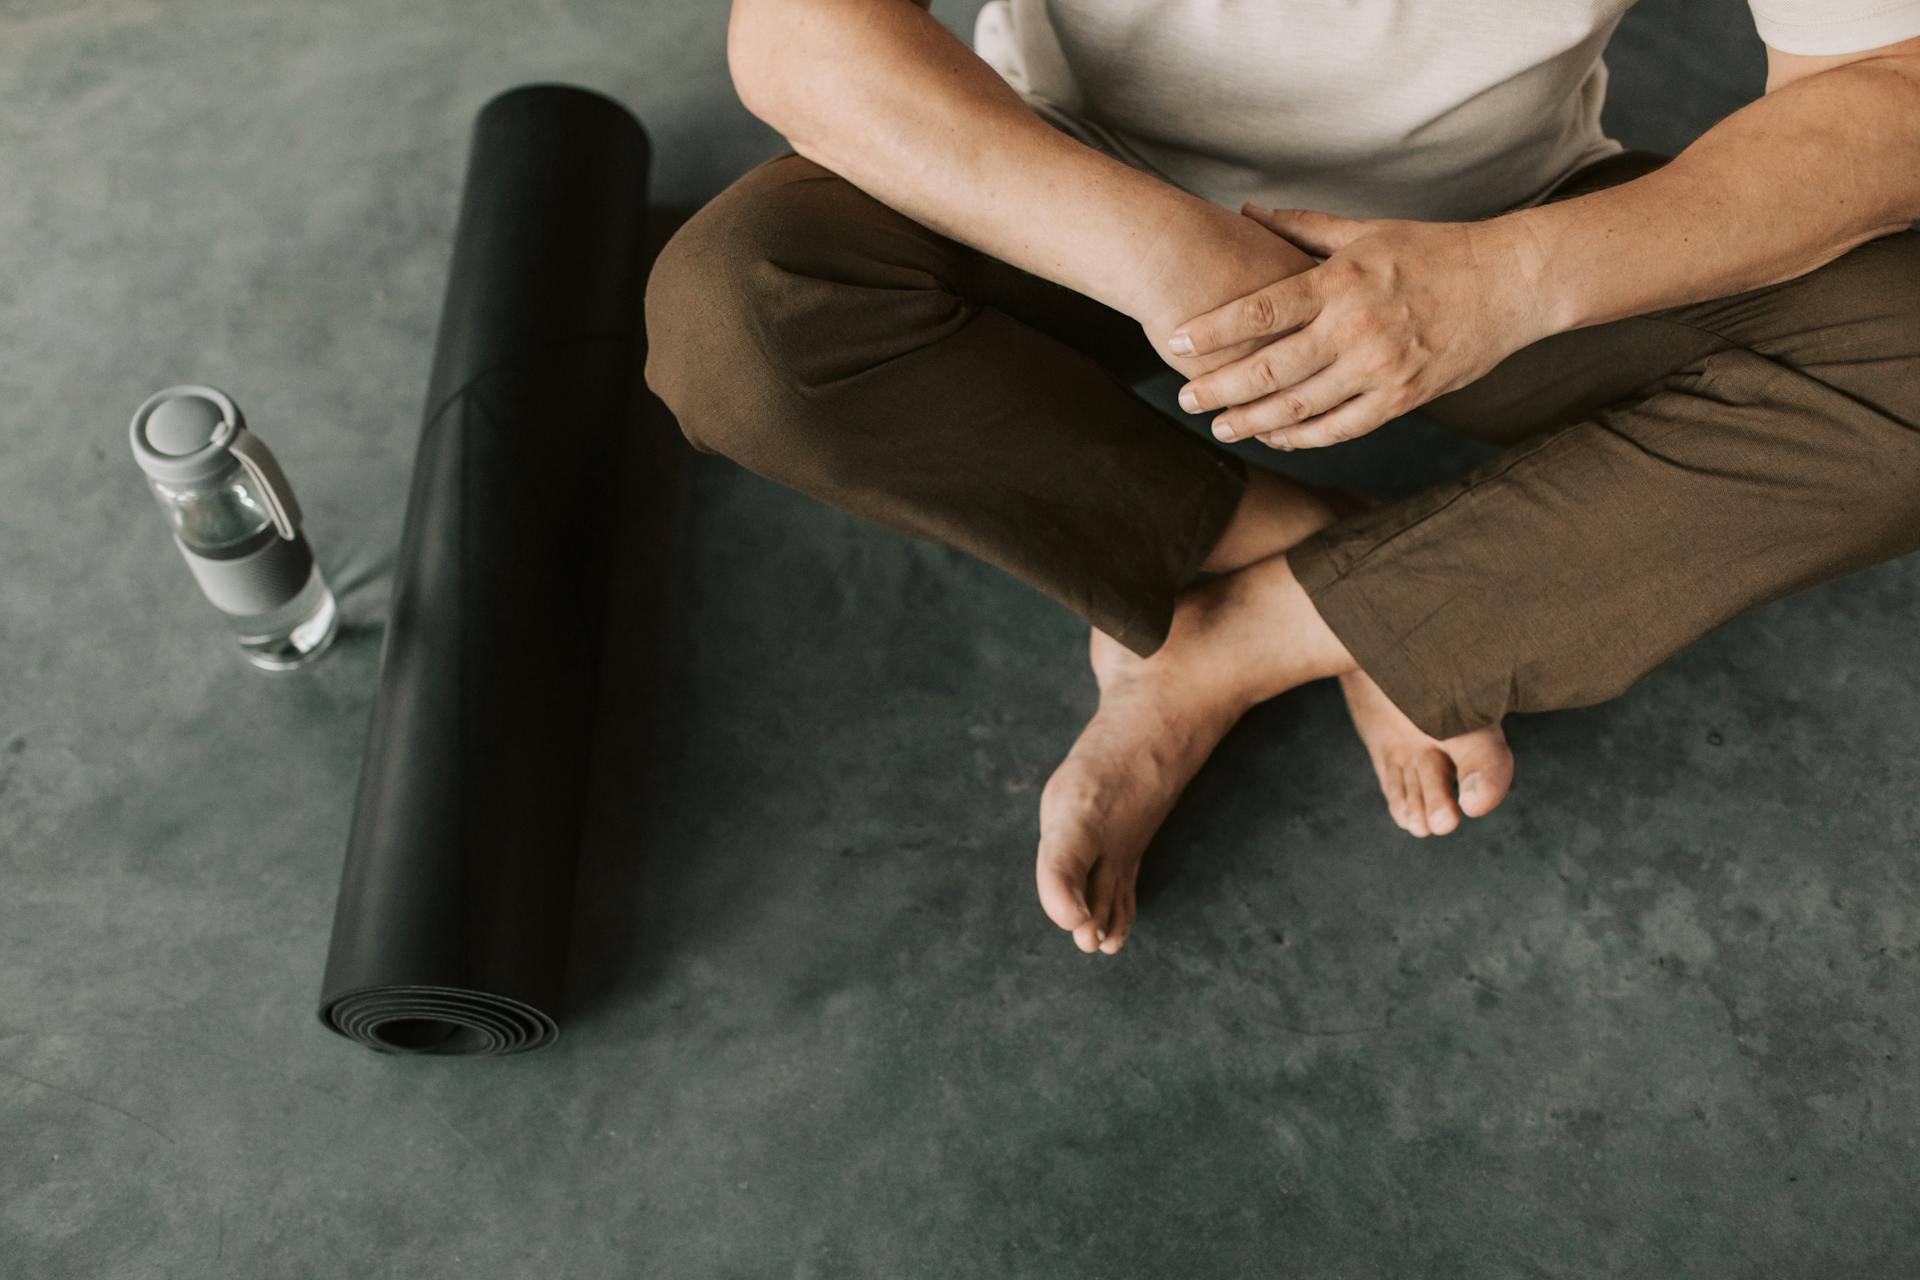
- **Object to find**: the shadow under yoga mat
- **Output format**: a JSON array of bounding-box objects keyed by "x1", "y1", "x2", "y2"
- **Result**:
[{"x1": 318, "y1": 82, "x2": 654, "y2": 1055}]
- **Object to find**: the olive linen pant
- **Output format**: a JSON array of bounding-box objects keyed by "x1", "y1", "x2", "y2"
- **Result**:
[{"x1": 643, "y1": 148, "x2": 1920, "y2": 741}]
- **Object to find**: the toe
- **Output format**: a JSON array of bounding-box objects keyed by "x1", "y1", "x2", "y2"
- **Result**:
[
  {"x1": 1080, "y1": 863, "x2": 1121, "y2": 953},
  {"x1": 1447, "y1": 725, "x2": 1516, "y2": 819},
  {"x1": 1400, "y1": 764, "x2": 1430, "y2": 837},
  {"x1": 1416, "y1": 752, "x2": 1459, "y2": 835},
  {"x1": 1377, "y1": 756, "x2": 1410, "y2": 831},
  {"x1": 1069, "y1": 881, "x2": 1103, "y2": 952},
  {"x1": 1035, "y1": 845, "x2": 1095, "y2": 936},
  {"x1": 1099, "y1": 885, "x2": 1136, "y2": 954}
]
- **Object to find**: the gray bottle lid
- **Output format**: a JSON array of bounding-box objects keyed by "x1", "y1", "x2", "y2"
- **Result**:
[{"x1": 129, "y1": 384, "x2": 303, "y2": 539}]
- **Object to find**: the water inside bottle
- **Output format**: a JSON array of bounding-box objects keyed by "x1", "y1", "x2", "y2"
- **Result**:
[{"x1": 231, "y1": 561, "x2": 339, "y2": 670}]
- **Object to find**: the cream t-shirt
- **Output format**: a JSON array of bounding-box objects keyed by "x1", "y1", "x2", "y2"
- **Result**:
[{"x1": 974, "y1": 0, "x2": 1920, "y2": 221}]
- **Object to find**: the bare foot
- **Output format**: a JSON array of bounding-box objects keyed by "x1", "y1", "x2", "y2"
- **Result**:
[
  {"x1": 1034, "y1": 628, "x2": 1244, "y2": 955},
  {"x1": 1339, "y1": 669, "x2": 1513, "y2": 837},
  {"x1": 1034, "y1": 554, "x2": 1352, "y2": 955},
  {"x1": 1320, "y1": 490, "x2": 1516, "y2": 838}
]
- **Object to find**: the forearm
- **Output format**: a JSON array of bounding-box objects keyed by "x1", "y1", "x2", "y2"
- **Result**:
[
  {"x1": 726, "y1": 0, "x2": 1309, "y2": 331},
  {"x1": 1506, "y1": 52, "x2": 1920, "y2": 335}
]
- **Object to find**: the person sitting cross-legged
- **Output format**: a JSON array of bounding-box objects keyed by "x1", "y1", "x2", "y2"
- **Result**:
[{"x1": 645, "y1": 0, "x2": 1920, "y2": 954}]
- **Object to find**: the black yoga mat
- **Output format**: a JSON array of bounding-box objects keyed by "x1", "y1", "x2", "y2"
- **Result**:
[{"x1": 319, "y1": 83, "x2": 652, "y2": 1054}]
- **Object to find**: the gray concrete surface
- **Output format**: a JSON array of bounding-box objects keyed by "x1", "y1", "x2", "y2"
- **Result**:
[{"x1": 3, "y1": 1, "x2": 1916, "y2": 1275}]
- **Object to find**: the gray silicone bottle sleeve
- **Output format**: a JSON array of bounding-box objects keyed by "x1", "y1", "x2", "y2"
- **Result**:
[{"x1": 179, "y1": 529, "x2": 315, "y2": 616}]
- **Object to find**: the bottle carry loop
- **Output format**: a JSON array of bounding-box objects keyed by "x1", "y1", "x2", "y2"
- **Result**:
[{"x1": 228, "y1": 428, "x2": 302, "y2": 541}]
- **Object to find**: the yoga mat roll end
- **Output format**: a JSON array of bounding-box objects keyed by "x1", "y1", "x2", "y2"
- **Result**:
[{"x1": 320, "y1": 986, "x2": 559, "y2": 1056}]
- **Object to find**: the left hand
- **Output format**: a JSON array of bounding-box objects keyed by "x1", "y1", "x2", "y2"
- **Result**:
[{"x1": 1166, "y1": 204, "x2": 1553, "y2": 449}]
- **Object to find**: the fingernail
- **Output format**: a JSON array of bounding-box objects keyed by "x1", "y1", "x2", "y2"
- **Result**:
[
  {"x1": 1167, "y1": 333, "x2": 1195, "y2": 356},
  {"x1": 1212, "y1": 419, "x2": 1234, "y2": 441},
  {"x1": 1461, "y1": 772, "x2": 1481, "y2": 794},
  {"x1": 1178, "y1": 386, "x2": 1200, "y2": 413}
]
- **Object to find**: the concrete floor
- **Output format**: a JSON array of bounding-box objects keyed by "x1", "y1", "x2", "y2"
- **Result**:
[{"x1": 4, "y1": 1, "x2": 1917, "y2": 1275}]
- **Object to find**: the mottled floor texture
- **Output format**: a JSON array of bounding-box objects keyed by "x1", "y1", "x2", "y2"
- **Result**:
[{"x1": 4, "y1": 1, "x2": 1916, "y2": 1276}]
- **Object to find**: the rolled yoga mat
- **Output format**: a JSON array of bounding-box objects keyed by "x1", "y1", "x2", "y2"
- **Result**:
[{"x1": 318, "y1": 83, "x2": 652, "y2": 1054}]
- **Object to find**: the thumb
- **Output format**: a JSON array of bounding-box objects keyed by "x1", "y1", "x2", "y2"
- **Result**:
[{"x1": 1241, "y1": 204, "x2": 1366, "y2": 256}]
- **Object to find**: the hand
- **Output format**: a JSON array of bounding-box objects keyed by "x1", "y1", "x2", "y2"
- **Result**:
[
  {"x1": 1165, "y1": 205, "x2": 1554, "y2": 449},
  {"x1": 1127, "y1": 198, "x2": 1319, "y2": 381}
]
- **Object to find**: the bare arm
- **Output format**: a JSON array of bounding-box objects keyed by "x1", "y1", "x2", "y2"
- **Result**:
[
  {"x1": 726, "y1": 0, "x2": 1311, "y2": 345},
  {"x1": 1518, "y1": 35, "x2": 1920, "y2": 331},
  {"x1": 1167, "y1": 31, "x2": 1920, "y2": 450}
]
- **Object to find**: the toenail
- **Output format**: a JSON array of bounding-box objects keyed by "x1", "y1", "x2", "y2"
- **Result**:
[
  {"x1": 1430, "y1": 810, "x2": 1451, "y2": 828},
  {"x1": 1461, "y1": 772, "x2": 1481, "y2": 794},
  {"x1": 1096, "y1": 929, "x2": 1107, "y2": 943}
]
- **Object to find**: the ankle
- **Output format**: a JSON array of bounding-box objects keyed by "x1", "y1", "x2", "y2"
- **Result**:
[
  {"x1": 1203, "y1": 470, "x2": 1355, "y2": 574},
  {"x1": 1165, "y1": 554, "x2": 1358, "y2": 706}
]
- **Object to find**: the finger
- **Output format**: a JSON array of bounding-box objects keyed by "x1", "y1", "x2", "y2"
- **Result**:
[
  {"x1": 1177, "y1": 332, "x2": 1327, "y2": 416},
  {"x1": 1257, "y1": 392, "x2": 1396, "y2": 451},
  {"x1": 1167, "y1": 275, "x2": 1320, "y2": 359},
  {"x1": 1215, "y1": 365, "x2": 1364, "y2": 442},
  {"x1": 1240, "y1": 205, "x2": 1367, "y2": 257}
]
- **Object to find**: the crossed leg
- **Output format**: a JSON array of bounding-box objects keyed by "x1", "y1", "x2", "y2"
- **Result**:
[
  {"x1": 1032, "y1": 478, "x2": 1518, "y2": 954},
  {"x1": 644, "y1": 149, "x2": 1920, "y2": 955},
  {"x1": 1037, "y1": 217, "x2": 1920, "y2": 950}
]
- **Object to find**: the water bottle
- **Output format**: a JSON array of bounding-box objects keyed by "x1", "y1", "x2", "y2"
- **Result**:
[{"x1": 129, "y1": 384, "x2": 339, "y2": 670}]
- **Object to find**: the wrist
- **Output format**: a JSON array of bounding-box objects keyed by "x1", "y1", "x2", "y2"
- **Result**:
[
  {"x1": 1483, "y1": 207, "x2": 1575, "y2": 343},
  {"x1": 1128, "y1": 198, "x2": 1318, "y2": 337},
  {"x1": 1122, "y1": 199, "x2": 1233, "y2": 330}
]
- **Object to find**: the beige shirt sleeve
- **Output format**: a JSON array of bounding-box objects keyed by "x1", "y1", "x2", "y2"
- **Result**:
[{"x1": 1748, "y1": 0, "x2": 1920, "y2": 55}]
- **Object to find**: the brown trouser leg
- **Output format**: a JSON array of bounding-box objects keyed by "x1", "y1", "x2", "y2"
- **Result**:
[
  {"x1": 642, "y1": 151, "x2": 1245, "y2": 656},
  {"x1": 644, "y1": 150, "x2": 1920, "y2": 740},
  {"x1": 1288, "y1": 152, "x2": 1920, "y2": 737}
]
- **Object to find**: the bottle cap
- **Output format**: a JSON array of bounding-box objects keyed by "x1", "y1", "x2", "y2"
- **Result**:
[
  {"x1": 130, "y1": 384, "x2": 244, "y2": 484},
  {"x1": 129, "y1": 384, "x2": 304, "y2": 539}
]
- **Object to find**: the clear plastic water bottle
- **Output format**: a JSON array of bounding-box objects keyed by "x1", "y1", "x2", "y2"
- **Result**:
[{"x1": 129, "y1": 384, "x2": 338, "y2": 670}]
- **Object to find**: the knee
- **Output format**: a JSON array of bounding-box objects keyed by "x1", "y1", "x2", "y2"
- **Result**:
[
  {"x1": 1762, "y1": 229, "x2": 1920, "y2": 428},
  {"x1": 641, "y1": 160, "x2": 804, "y2": 455},
  {"x1": 643, "y1": 155, "x2": 962, "y2": 460}
]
